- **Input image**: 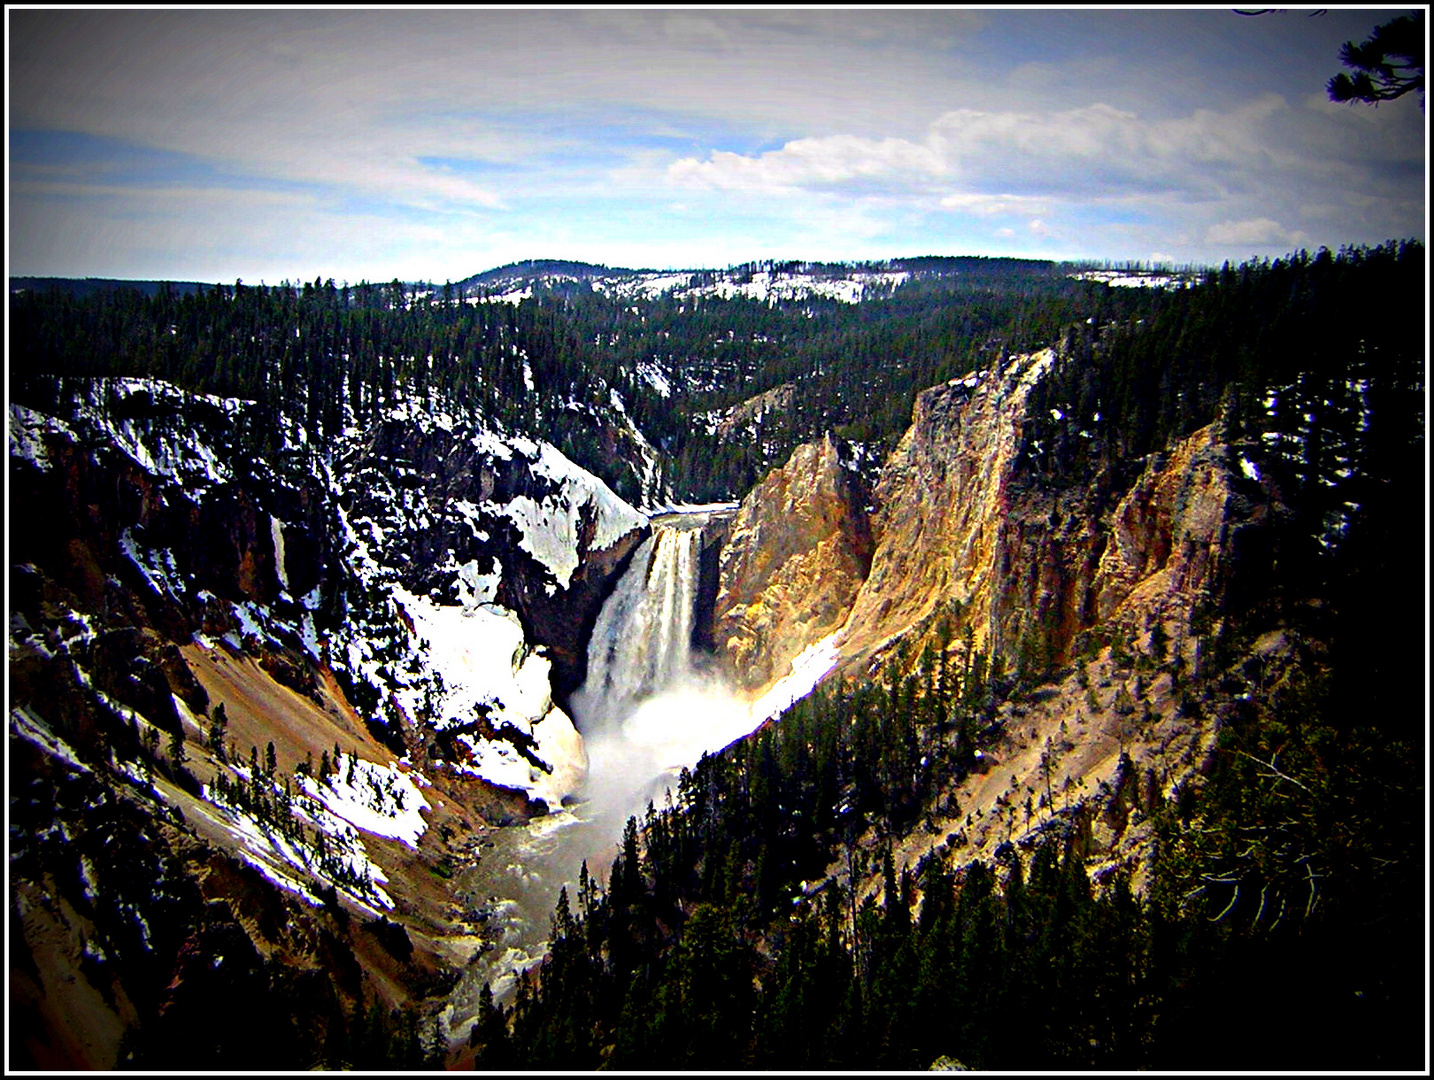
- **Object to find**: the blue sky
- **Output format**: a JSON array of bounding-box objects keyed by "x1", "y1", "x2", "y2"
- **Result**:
[{"x1": 7, "y1": 7, "x2": 1427, "y2": 283}]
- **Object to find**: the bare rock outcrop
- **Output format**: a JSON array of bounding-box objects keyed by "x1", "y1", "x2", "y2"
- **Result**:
[
  {"x1": 713, "y1": 432, "x2": 872, "y2": 692},
  {"x1": 711, "y1": 382, "x2": 796, "y2": 444},
  {"x1": 708, "y1": 351, "x2": 1256, "y2": 702},
  {"x1": 832, "y1": 351, "x2": 1249, "y2": 680},
  {"x1": 836, "y1": 353, "x2": 1056, "y2": 671}
]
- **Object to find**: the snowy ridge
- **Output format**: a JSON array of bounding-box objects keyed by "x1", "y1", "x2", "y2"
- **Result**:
[
  {"x1": 361, "y1": 386, "x2": 647, "y2": 591},
  {"x1": 325, "y1": 383, "x2": 648, "y2": 805},
  {"x1": 9, "y1": 379, "x2": 249, "y2": 494},
  {"x1": 1069, "y1": 269, "x2": 1194, "y2": 290},
  {"x1": 466, "y1": 264, "x2": 911, "y2": 307},
  {"x1": 8, "y1": 404, "x2": 74, "y2": 470},
  {"x1": 670, "y1": 268, "x2": 908, "y2": 305},
  {"x1": 11, "y1": 373, "x2": 645, "y2": 812}
]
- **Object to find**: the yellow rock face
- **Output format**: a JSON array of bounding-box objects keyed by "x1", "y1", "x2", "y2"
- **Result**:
[
  {"x1": 713, "y1": 432, "x2": 872, "y2": 692},
  {"x1": 713, "y1": 350, "x2": 1245, "y2": 701}
]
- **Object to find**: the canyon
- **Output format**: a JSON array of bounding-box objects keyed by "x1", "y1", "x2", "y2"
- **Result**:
[
  {"x1": 8, "y1": 247, "x2": 1423, "y2": 1069},
  {"x1": 11, "y1": 349, "x2": 1268, "y2": 1066}
]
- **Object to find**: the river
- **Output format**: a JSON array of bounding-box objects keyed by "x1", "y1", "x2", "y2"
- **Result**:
[{"x1": 441, "y1": 509, "x2": 756, "y2": 1041}]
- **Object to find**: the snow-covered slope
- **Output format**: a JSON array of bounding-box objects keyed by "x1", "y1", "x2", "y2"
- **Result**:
[
  {"x1": 460, "y1": 260, "x2": 914, "y2": 307},
  {"x1": 9, "y1": 376, "x2": 648, "y2": 811}
]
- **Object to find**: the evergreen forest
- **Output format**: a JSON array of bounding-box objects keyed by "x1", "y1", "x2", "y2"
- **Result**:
[
  {"x1": 7, "y1": 242, "x2": 1426, "y2": 1070},
  {"x1": 12, "y1": 256, "x2": 1174, "y2": 504}
]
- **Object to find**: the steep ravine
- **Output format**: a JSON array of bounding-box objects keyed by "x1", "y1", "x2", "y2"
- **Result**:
[
  {"x1": 707, "y1": 348, "x2": 1285, "y2": 897},
  {"x1": 7, "y1": 379, "x2": 654, "y2": 1067},
  {"x1": 8, "y1": 349, "x2": 1283, "y2": 1067}
]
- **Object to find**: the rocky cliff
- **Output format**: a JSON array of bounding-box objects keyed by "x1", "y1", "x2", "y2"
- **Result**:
[
  {"x1": 339, "y1": 407, "x2": 649, "y2": 702},
  {"x1": 713, "y1": 432, "x2": 872, "y2": 691},
  {"x1": 8, "y1": 376, "x2": 651, "y2": 1067},
  {"x1": 709, "y1": 349, "x2": 1290, "y2": 890},
  {"x1": 721, "y1": 351, "x2": 1262, "y2": 693}
]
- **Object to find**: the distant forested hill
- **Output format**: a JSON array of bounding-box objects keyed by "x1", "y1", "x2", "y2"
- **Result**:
[
  {"x1": 10, "y1": 276, "x2": 212, "y2": 300},
  {"x1": 8, "y1": 245, "x2": 1419, "y2": 509},
  {"x1": 8, "y1": 258, "x2": 1160, "y2": 503}
]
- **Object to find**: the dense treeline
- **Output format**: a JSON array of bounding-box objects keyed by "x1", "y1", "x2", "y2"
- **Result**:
[
  {"x1": 1021, "y1": 240, "x2": 1425, "y2": 497},
  {"x1": 475, "y1": 598, "x2": 1421, "y2": 1069},
  {"x1": 9, "y1": 260, "x2": 1157, "y2": 504},
  {"x1": 478, "y1": 552, "x2": 1422, "y2": 1070},
  {"x1": 10, "y1": 276, "x2": 641, "y2": 491},
  {"x1": 11, "y1": 246, "x2": 1418, "y2": 506}
]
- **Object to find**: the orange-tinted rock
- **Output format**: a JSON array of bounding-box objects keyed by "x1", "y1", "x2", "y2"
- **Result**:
[{"x1": 714, "y1": 432, "x2": 872, "y2": 691}]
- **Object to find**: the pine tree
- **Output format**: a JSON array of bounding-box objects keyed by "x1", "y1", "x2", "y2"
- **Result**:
[
  {"x1": 208, "y1": 701, "x2": 229, "y2": 759},
  {"x1": 168, "y1": 725, "x2": 187, "y2": 766},
  {"x1": 1327, "y1": 11, "x2": 1425, "y2": 106}
]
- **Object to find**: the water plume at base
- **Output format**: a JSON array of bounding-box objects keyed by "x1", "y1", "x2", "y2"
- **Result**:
[{"x1": 571, "y1": 512, "x2": 757, "y2": 840}]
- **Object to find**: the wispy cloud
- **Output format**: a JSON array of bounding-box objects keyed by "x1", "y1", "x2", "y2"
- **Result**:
[
  {"x1": 666, "y1": 94, "x2": 1296, "y2": 207},
  {"x1": 667, "y1": 135, "x2": 946, "y2": 195},
  {"x1": 6, "y1": 8, "x2": 1424, "y2": 280},
  {"x1": 939, "y1": 193, "x2": 1052, "y2": 217},
  {"x1": 1204, "y1": 217, "x2": 1310, "y2": 248}
]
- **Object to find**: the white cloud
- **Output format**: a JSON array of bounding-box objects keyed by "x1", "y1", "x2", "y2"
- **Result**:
[
  {"x1": 1203, "y1": 218, "x2": 1308, "y2": 247},
  {"x1": 7, "y1": 9, "x2": 1424, "y2": 278},
  {"x1": 939, "y1": 193, "x2": 1051, "y2": 217},
  {"x1": 665, "y1": 92, "x2": 1303, "y2": 212},
  {"x1": 667, "y1": 134, "x2": 946, "y2": 195}
]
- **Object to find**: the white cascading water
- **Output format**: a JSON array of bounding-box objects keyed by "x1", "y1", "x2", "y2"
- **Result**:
[
  {"x1": 445, "y1": 512, "x2": 754, "y2": 1034},
  {"x1": 572, "y1": 514, "x2": 754, "y2": 835},
  {"x1": 580, "y1": 524, "x2": 700, "y2": 726}
]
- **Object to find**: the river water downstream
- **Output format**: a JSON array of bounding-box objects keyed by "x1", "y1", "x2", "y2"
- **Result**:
[{"x1": 442, "y1": 509, "x2": 757, "y2": 1040}]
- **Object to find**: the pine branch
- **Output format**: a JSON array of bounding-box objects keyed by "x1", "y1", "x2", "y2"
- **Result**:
[{"x1": 1232, "y1": 749, "x2": 1313, "y2": 793}]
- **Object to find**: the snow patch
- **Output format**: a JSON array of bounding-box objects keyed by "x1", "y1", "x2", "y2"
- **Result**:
[
  {"x1": 297, "y1": 757, "x2": 431, "y2": 849},
  {"x1": 10, "y1": 706, "x2": 92, "y2": 774},
  {"x1": 270, "y1": 516, "x2": 289, "y2": 591},
  {"x1": 492, "y1": 441, "x2": 646, "y2": 590},
  {"x1": 750, "y1": 632, "x2": 844, "y2": 724},
  {"x1": 389, "y1": 586, "x2": 587, "y2": 806},
  {"x1": 8, "y1": 404, "x2": 75, "y2": 469}
]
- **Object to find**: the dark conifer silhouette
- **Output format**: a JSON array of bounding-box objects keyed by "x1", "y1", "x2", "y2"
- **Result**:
[{"x1": 1327, "y1": 11, "x2": 1424, "y2": 106}]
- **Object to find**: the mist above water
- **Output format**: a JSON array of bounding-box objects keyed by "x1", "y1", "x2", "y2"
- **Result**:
[
  {"x1": 447, "y1": 513, "x2": 757, "y2": 1030},
  {"x1": 571, "y1": 516, "x2": 758, "y2": 837}
]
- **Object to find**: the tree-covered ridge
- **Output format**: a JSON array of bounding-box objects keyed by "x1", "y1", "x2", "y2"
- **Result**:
[
  {"x1": 473, "y1": 600, "x2": 1420, "y2": 1070},
  {"x1": 1021, "y1": 241, "x2": 1425, "y2": 722},
  {"x1": 1019, "y1": 240, "x2": 1425, "y2": 497},
  {"x1": 477, "y1": 510, "x2": 1422, "y2": 1071},
  {"x1": 10, "y1": 245, "x2": 1418, "y2": 508},
  {"x1": 9, "y1": 259, "x2": 1161, "y2": 504}
]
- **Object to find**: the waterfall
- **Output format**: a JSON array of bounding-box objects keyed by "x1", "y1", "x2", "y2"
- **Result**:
[
  {"x1": 579, "y1": 522, "x2": 702, "y2": 734},
  {"x1": 446, "y1": 511, "x2": 754, "y2": 1032},
  {"x1": 571, "y1": 512, "x2": 753, "y2": 823}
]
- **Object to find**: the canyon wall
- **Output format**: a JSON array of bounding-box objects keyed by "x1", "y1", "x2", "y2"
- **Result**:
[
  {"x1": 712, "y1": 432, "x2": 872, "y2": 691},
  {"x1": 717, "y1": 350, "x2": 1263, "y2": 702}
]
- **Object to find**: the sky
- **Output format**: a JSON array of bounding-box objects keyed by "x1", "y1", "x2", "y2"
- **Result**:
[{"x1": 7, "y1": 6, "x2": 1428, "y2": 284}]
